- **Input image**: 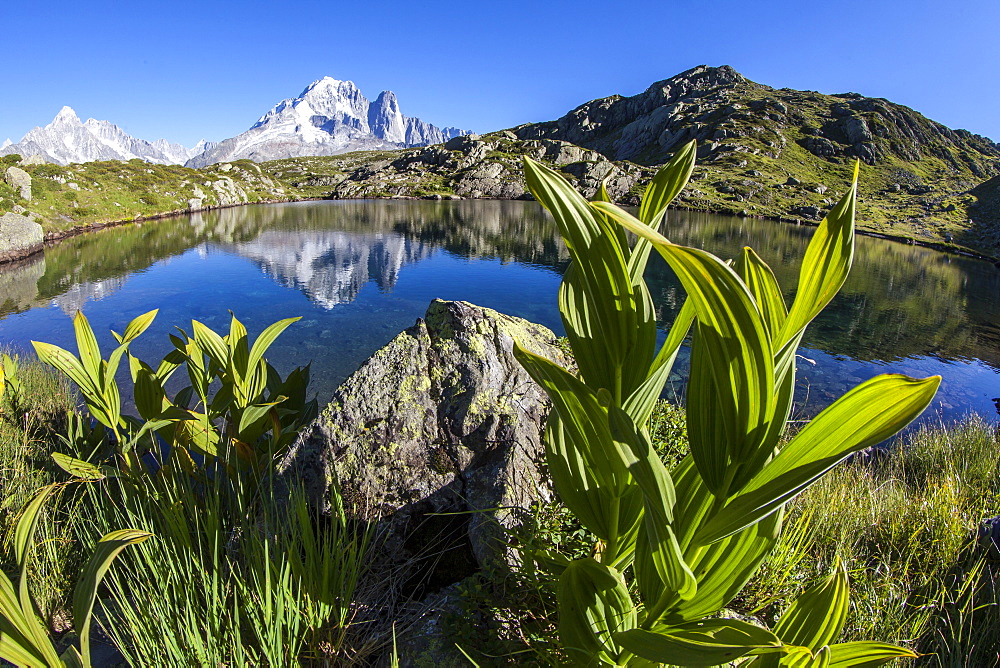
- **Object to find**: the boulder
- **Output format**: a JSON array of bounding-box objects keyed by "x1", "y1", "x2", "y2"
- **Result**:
[
  {"x1": 0, "y1": 212, "x2": 44, "y2": 262},
  {"x1": 22, "y1": 154, "x2": 46, "y2": 166},
  {"x1": 4, "y1": 166, "x2": 31, "y2": 200},
  {"x1": 444, "y1": 134, "x2": 481, "y2": 152},
  {"x1": 278, "y1": 299, "x2": 571, "y2": 577}
]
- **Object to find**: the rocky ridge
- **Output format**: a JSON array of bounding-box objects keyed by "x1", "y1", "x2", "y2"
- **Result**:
[
  {"x1": 0, "y1": 107, "x2": 209, "y2": 166},
  {"x1": 186, "y1": 77, "x2": 470, "y2": 167}
]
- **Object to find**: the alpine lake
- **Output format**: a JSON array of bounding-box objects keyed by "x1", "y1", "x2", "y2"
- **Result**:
[{"x1": 1, "y1": 199, "x2": 998, "y2": 429}]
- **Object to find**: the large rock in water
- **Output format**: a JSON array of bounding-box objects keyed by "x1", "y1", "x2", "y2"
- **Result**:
[
  {"x1": 278, "y1": 299, "x2": 571, "y2": 576},
  {"x1": 0, "y1": 212, "x2": 43, "y2": 262}
]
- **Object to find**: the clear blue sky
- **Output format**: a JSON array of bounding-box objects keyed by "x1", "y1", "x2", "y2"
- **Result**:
[{"x1": 2, "y1": 0, "x2": 997, "y2": 148}]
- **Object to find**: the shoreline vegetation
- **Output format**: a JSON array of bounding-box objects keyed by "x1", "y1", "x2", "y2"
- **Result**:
[{"x1": 1, "y1": 133, "x2": 999, "y2": 267}]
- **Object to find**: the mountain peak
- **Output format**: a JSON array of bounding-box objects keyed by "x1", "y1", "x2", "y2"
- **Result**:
[
  {"x1": 189, "y1": 78, "x2": 470, "y2": 166},
  {"x1": 300, "y1": 76, "x2": 358, "y2": 98},
  {"x1": 51, "y1": 105, "x2": 81, "y2": 126}
]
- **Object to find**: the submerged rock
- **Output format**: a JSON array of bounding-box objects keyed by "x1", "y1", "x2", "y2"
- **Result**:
[{"x1": 278, "y1": 299, "x2": 570, "y2": 577}]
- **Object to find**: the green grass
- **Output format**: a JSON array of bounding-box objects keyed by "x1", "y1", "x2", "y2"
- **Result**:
[
  {"x1": 740, "y1": 415, "x2": 1000, "y2": 665},
  {"x1": 0, "y1": 351, "x2": 81, "y2": 631}
]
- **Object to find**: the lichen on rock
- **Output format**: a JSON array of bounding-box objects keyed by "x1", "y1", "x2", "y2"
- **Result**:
[{"x1": 278, "y1": 299, "x2": 572, "y2": 579}]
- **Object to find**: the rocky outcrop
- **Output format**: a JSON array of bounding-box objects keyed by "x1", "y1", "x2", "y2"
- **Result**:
[
  {"x1": 4, "y1": 166, "x2": 31, "y2": 200},
  {"x1": 278, "y1": 299, "x2": 571, "y2": 576},
  {"x1": 329, "y1": 132, "x2": 644, "y2": 202},
  {"x1": 0, "y1": 212, "x2": 43, "y2": 262},
  {"x1": 511, "y1": 64, "x2": 1000, "y2": 175}
]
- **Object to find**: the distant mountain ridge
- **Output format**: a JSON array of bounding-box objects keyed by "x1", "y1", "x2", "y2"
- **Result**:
[
  {"x1": 0, "y1": 107, "x2": 210, "y2": 166},
  {"x1": 186, "y1": 77, "x2": 469, "y2": 167},
  {"x1": 0, "y1": 78, "x2": 470, "y2": 167}
]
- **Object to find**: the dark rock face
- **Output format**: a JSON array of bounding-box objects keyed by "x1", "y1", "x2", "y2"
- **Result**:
[{"x1": 278, "y1": 299, "x2": 571, "y2": 575}]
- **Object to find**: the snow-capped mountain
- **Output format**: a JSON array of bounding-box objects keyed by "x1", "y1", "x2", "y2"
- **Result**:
[
  {"x1": 0, "y1": 107, "x2": 208, "y2": 166},
  {"x1": 186, "y1": 77, "x2": 469, "y2": 167}
]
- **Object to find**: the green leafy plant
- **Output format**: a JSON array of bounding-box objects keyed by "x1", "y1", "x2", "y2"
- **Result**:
[
  {"x1": 513, "y1": 140, "x2": 939, "y2": 665},
  {"x1": 32, "y1": 310, "x2": 317, "y2": 477},
  {"x1": 0, "y1": 484, "x2": 150, "y2": 667}
]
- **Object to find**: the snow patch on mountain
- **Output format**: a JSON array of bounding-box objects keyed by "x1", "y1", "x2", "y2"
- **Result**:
[{"x1": 0, "y1": 107, "x2": 207, "y2": 166}]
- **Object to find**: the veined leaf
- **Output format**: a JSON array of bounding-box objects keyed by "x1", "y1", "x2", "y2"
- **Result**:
[
  {"x1": 593, "y1": 201, "x2": 775, "y2": 496},
  {"x1": 525, "y1": 157, "x2": 651, "y2": 399},
  {"x1": 121, "y1": 308, "x2": 158, "y2": 344},
  {"x1": 51, "y1": 452, "x2": 106, "y2": 480},
  {"x1": 73, "y1": 310, "x2": 103, "y2": 383},
  {"x1": 616, "y1": 618, "x2": 782, "y2": 666},
  {"x1": 32, "y1": 341, "x2": 98, "y2": 398},
  {"x1": 827, "y1": 641, "x2": 918, "y2": 666},
  {"x1": 247, "y1": 317, "x2": 301, "y2": 382},
  {"x1": 638, "y1": 140, "x2": 696, "y2": 227},
  {"x1": 734, "y1": 247, "x2": 787, "y2": 344},
  {"x1": 192, "y1": 320, "x2": 230, "y2": 369},
  {"x1": 559, "y1": 558, "x2": 636, "y2": 665},
  {"x1": 774, "y1": 559, "x2": 849, "y2": 651},
  {"x1": 607, "y1": 404, "x2": 697, "y2": 600},
  {"x1": 776, "y1": 163, "x2": 858, "y2": 349},
  {"x1": 698, "y1": 374, "x2": 940, "y2": 544}
]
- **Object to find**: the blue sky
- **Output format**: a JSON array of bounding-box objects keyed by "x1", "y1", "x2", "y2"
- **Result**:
[{"x1": 2, "y1": 0, "x2": 997, "y2": 148}]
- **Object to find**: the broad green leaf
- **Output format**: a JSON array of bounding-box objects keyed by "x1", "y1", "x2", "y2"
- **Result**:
[
  {"x1": 192, "y1": 320, "x2": 230, "y2": 368},
  {"x1": 774, "y1": 560, "x2": 849, "y2": 651},
  {"x1": 51, "y1": 452, "x2": 106, "y2": 480},
  {"x1": 616, "y1": 618, "x2": 782, "y2": 666},
  {"x1": 607, "y1": 404, "x2": 697, "y2": 600},
  {"x1": 776, "y1": 162, "x2": 858, "y2": 349},
  {"x1": 558, "y1": 558, "x2": 636, "y2": 665},
  {"x1": 623, "y1": 298, "x2": 695, "y2": 427},
  {"x1": 638, "y1": 140, "x2": 696, "y2": 226},
  {"x1": 0, "y1": 632, "x2": 50, "y2": 667},
  {"x1": 121, "y1": 308, "x2": 158, "y2": 344},
  {"x1": 73, "y1": 310, "x2": 103, "y2": 382},
  {"x1": 516, "y1": 346, "x2": 644, "y2": 553},
  {"x1": 827, "y1": 641, "x2": 918, "y2": 666},
  {"x1": 237, "y1": 398, "x2": 286, "y2": 436},
  {"x1": 593, "y1": 201, "x2": 775, "y2": 496},
  {"x1": 642, "y1": 456, "x2": 782, "y2": 624},
  {"x1": 525, "y1": 158, "x2": 651, "y2": 399},
  {"x1": 698, "y1": 374, "x2": 940, "y2": 544},
  {"x1": 74, "y1": 529, "x2": 153, "y2": 663},
  {"x1": 734, "y1": 247, "x2": 787, "y2": 344},
  {"x1": 32, "y1": 341, "x2": 97, "y2": 397},
  {"x1": 61, "y1": 645, "x2": 86, "y2": 668},
  {"x1": 5, "y1": 485, "x2": 63, "y2": 666},
  {"x1": 247, "y1": 317, "x2": 300, "y2": 383}
]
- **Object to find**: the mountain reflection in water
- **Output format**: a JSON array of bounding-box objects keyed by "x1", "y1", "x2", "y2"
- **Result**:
[{"x1": 0, "y1": 199, "x2": 996, "y2": 424}]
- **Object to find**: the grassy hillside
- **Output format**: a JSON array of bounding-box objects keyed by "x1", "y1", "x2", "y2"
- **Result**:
[{"x1": 0, "y1": 155, "x2": 290, "y2": 236}]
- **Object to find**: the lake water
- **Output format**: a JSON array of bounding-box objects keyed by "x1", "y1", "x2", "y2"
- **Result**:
[{"x1": 0, "y1": 200, "x2": 997, "y2": 426}]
